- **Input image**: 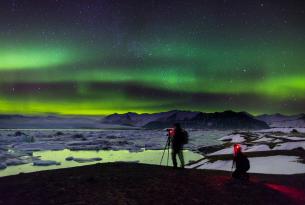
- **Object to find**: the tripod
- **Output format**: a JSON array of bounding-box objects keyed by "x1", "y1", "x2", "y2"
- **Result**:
[{"x1": 160, "y1": 136, "x2": 171, "y2": 166}]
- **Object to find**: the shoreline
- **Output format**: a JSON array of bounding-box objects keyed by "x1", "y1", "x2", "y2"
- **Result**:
[{"x1": 0, "y1": 162, "x2": 304, "y2": 205}]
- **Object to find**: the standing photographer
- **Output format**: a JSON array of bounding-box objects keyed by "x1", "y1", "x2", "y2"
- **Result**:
[{"x1": 171, "y1": 123, "x2": 188, "y2": 169}]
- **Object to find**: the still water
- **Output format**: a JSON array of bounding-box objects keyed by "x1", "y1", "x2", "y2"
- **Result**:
[{"x1": 0, "y1": 149, "x2": 203, "y2": 177}]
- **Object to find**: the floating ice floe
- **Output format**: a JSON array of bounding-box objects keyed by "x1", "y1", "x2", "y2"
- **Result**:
[
  {"x1": 273, "y1": 142, "x2": 305, "y2": 151},
  {"x1": 65, "y1": 156, "x2": 102, "y2": 163},
  {"x1": 218, "y1": 134, "x2": 245, "y2": 143},
  {"x1": 193, "y1": 155, "x2": 305, "y2": 174},
  {"x1": 0, "y1": 163, "x2": 7, "y2": 169},
  {"x1": 67, "y1": 145, "x2": 100, "y2": 150},
  {"x1": 14, "y1": 142, "x2": 65, "y2": 152},
  {"x1": 5, "y1": 158, "x2": 27, "y2": 166},
  {"x1": 33, "y1": 160, "x2": 61, "y2": 166}
]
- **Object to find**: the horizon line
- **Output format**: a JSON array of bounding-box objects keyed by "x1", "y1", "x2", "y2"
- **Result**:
[{"x1": 0, "y1": 109, "x2": 303, "y2": 117}]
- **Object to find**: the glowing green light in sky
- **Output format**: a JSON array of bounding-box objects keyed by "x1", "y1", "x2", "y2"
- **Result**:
[
  {"x1": 0, "y1": 0, "x2": 305, "y2": 115},
  {"x1": 0, "y1": 44, "x2": 75, "y2": 70}
]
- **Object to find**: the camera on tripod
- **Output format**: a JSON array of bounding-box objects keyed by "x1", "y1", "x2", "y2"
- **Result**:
[
  {"x1": 160, "y1": 128, "x2": 175, "y2": 166},
  {"x1": 166, "y1": 128, "x2": 175, "y2": 137}
]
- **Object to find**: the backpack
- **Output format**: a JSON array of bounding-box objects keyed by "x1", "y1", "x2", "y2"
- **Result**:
[
  {"x1": 241, "y1": 155, "x2": 250, "y2": 171},
  {"x1": 181, "y1": 130, "x2": 189, "y2": 144}
]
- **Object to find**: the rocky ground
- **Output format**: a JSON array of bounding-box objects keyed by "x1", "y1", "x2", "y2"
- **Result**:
[{"x1": 0, "y1": 163, "x2": 305, "y2": 205}]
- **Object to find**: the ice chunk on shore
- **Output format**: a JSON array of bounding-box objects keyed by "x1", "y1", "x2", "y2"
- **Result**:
[
  {"x1": 245, "y1": 144, "x2": 271, "y2": 152},
  {"x1": 273, "y1": 142, "x2": 305, "y2": 150},
  {"x1": 253, "y1": 137, "x2": 274, "y2": 143},
  {"x1": 218, "y1": 134, "x2": 245, "y2": 143},
  {"x1": 33, "y1": 160, "x2": 61, "y2": 166},
  {"x1": 280, "y1": 136, "x2": 305, "y2": 141}
]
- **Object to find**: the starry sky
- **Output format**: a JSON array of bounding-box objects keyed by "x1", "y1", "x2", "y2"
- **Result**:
[{"x1": 0, "y1": 0, "x2": 305, "y2": 115}]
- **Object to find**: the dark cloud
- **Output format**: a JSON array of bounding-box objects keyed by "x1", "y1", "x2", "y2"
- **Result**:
[
  {"x1": 0, "y1": 82, "x2": 282, "y2": 110},
  {"x1": 2, "y1": 81, "x2": 302, "y2": 114}
]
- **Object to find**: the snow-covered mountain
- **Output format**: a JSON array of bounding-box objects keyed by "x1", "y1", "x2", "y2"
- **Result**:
[
  {"x1": 103, "y1": 110, "x2": 200, "y2": 127},
  {"x1": 103, "y1": 110, "x2": 269, "y2": 129},
  {"x1": 256, "y1": 113, "x2": 305, "y2": 128}
]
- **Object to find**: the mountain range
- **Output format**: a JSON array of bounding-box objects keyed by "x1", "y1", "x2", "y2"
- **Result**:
[
  {"x1": 1, "y1": 110, "x2": 304, "y2": 129},
  {"x1": 102, "y1": 110, "x2": 269, "y2": 129},
  {"x1": 256, "y1": 113, "x2": 305, "y2": 128}
]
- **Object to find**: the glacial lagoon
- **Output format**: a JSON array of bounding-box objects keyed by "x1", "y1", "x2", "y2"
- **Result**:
[{"x1": 0, "y1": 149, "x2": 203, "y2": 177}]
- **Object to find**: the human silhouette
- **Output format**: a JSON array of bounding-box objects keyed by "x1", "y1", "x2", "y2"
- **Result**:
[
  {"x1": 171, "y1": 123, "x2": 187, "y2": 169},
  {"x1": 232, "y1": 144, "x2": 250, "y2": 180}
]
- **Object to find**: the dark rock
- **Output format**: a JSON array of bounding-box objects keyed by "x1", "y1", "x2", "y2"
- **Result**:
[
  {"x1": 14, "y1": 131, "x2": 26, "y2": 136},
  {"x1": 65, "y1": 157, "x2": 74, "y2": 161},
  {"x1": 55, "y1": 131, "x2": 64, "y2": 136}
]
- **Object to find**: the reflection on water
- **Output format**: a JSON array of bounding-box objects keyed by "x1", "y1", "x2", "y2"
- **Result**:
[{"x1": 0, "y1": 149, "x2": 203, "y2": 177}]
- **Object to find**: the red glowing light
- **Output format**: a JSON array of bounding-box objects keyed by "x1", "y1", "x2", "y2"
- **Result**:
[
  {"x1": 265, "y1": 183, "x2": 305, "y2": 204},
  {"x1": 233, "y1": 144, "x2": 241, "y2": 155},
  {"x1": 167, "y1": 128, "x2": 175, "y2": 137}
]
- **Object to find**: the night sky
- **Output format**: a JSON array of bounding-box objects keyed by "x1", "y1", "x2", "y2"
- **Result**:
[{"x1": 0, "y1": 0, "x2": 305, "y2": 115}]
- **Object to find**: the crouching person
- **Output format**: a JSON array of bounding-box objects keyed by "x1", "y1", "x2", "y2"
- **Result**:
[{"x1": 232, "y1": 144, "x2": 250, "y2": 180}]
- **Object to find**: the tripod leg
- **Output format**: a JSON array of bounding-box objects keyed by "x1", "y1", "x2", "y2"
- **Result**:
[
  {"x1": 167, "y1": 144, "x2": 170, "y2": 166},
  {"x1": 160, "y1": 145, "x2": 166, "y2": 165},
  {"x1": 160, "y1": 137, "x2": 169, "y2": 165}
]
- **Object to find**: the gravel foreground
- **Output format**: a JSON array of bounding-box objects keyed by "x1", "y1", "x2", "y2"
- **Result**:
[{"x1": 0, "y1": 163, "x2": 305, "y2": 205}]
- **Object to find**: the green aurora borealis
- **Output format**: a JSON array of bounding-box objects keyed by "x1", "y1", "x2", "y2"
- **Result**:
[{"x1": 0, "y1": 0, "x2": 305, "y2": 115}]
